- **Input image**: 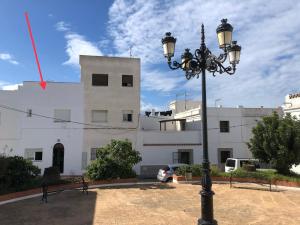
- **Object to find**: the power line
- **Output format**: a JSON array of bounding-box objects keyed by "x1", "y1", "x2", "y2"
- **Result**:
[
  {"x1": 0, "y1": 103, "x2": 259, "y2": 132},
  {"x1": 0, "y1": 104, "x2": 139, "y2": 130}
]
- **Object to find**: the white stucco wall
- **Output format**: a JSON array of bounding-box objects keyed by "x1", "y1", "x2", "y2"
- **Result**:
[{"x1": 0, "y1": 82, "x2": 84, "y2": 175}]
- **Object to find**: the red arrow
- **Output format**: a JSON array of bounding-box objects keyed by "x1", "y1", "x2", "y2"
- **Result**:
[{"x1": 25, "y1": 12, "x2": 47, "y2": 90}]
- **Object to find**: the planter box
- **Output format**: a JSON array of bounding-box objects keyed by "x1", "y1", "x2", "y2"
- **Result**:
[
  {"x1": 273, "y1": 180, "x2": 300, "y2": 187},
  {"x1": 172, "y1": 175, "x2": 300, "y2": 188}
]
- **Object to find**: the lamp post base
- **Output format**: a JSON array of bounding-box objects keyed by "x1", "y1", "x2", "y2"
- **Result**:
[{"x1": 198, "y1": 219, "x2": 218, "y2": 225}]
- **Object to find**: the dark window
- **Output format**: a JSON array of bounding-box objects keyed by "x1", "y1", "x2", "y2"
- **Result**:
[
  {"x1": 35, "y1": 152, "x2": 43, "y2": 161},
  {"x1": 92, "y1": 74, "x2": 108, "y2": 86},
  {"x1": 220, "y1": 121, "x2": 230, "y2": 132},
  {"x1": 122, "y1": 75, "x2": 133, "y2": 87},
  {"x1": 240, "y1": 160, "x2": 255, "y2": 167},
  {"x1": 179, "y1": 152, "x2": 191, "y2": 164},
  {"x1": 123, "y1": 110, "x2": 133, "y2": 122},
  {"x1": 225, "y1": 159, "x2": 235, "y2": 167},
  {"x1": 220, "y1": 151, "x2": 231, "y2": 163}
]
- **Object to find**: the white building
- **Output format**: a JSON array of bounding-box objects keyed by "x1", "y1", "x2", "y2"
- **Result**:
[
  {"x1": 0, "y1": 55, "x2": 140, "y2": 175},
  {"x1": 282, "y1": 93, "x2": 300, "y2": 174},
  {"x1": 0, "y1": 54, "x2": 283, "y2": 176},
  {"x1": 137, "y1": 101, "x2": 281, "y2": 177}
]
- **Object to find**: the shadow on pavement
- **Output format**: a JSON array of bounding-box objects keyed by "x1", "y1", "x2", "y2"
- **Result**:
[{"x1": 0, "y1": 189, "x2": 97, "y2": 225}]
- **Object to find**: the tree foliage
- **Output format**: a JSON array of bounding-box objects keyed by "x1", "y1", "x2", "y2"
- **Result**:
[
  {"x1": 86, "y1": 139, "x2": 142, "y2": 180},
  {"x1": 248, "y1": 112, "x2": 300, "y2": 174}
]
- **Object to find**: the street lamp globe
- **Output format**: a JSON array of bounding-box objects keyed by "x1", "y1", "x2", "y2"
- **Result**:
[
  {"x1": 228, "y1": 41, "x2": 241, "y2": 64},
  {"x1": 216, "y1": 19, "x2": 233, "y2": 49},
  {"x1": 162, "y1": 32, "x2": 176, "y2": 59},
  {"x1": 181, "y1": 48, "x2": 193, "y2": 70}
]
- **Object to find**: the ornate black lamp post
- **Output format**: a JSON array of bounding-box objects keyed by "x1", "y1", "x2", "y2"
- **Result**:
[{"x1": 161, "y1": 19, "x2": 241, "y2": 225}]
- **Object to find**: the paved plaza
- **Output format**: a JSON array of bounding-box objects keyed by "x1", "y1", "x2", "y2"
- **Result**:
[{"x1": 0, "y1": 183, "x2": 299, "y2": 225}]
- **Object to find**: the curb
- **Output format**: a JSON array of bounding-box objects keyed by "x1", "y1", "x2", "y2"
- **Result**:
[{"x1": 173, "y1": 180, "x2": 300, "y2": 191}]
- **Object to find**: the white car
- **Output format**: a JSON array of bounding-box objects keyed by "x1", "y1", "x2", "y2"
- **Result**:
[
  {"x1": 157, "y1": 163, "x2": 187, "y2": 182},
  {"x1": 225, "y1": 158, "x2": 259, "y2": 172}
]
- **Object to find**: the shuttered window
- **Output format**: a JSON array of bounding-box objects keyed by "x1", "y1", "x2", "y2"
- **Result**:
[
  {"x1": 54, "y1": 109, "x2": 71, "y2": 122},
  {"x1": 90, "y1": 148, "x2": 97, "y2": 161},
  {"x1": 82, "y1": 152, "x2": 87, "y2": 169},
  {"x1": 91, "y1": 110, "x2": 108, "y2": 122}
]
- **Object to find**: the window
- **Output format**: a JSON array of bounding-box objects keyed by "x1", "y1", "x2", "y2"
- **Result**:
[
  {"x1": 122, "y1": 75, "x2": 133, "y2": 87},
  {"x1": 35, "y1": 152, "x2": 43, "y2": 161},
  {"x1": 81, "y1": 152, "x2": 87, "y2": 170},
  {"x1": 220, "y1": 150, "x2": 231, "y2": 163},
  {"x1": 122, "y1": 110, "x2": 133, "y2": 122},
  {"x1": 92, "y1": 110, "x2": 108, "y2": 122},
  {"x1": 92, "y1": 74, "x2": 108, "y2": 86},
  {"x1": 54, "y1": 109, "x2": 71, "y2": 122},
  {"x1": 90, "y1": 148, "x2": 97, "y2": 161},
  {"x1": 220, "y1": 120, "x2": 230, "y2": 132},
  {"x1": 25, "y1": 148, "x2": 43, "y2": 161}
]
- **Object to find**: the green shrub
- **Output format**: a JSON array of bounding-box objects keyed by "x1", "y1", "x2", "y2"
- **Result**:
[
  {"x1": 175, "y1": 165, "x2": 191, "y2": 176},
  {"x1": 191, "y1": 164, "x2": 202, "y2": 176},
  {"x1": 0, "y1": 155, "x2": 41, "y2": 192},
  {"x1": 210, "y1": 165, "x2": 221, "y2": 176},
  {"x1": 86, "y1": 139, "x2": 141, "y2": 180}
]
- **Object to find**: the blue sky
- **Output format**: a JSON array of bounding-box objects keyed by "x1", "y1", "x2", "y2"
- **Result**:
[{"x1": 0, "y1": 0, "x2": 300, "y2": 111}]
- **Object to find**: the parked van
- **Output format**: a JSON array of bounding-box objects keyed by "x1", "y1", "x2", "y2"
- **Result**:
[{"x1": 225, "y1": 158, "x2": 259, "y2": 172}]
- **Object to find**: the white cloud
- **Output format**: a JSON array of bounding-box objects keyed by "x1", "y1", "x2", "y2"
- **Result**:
[
  {"x1": 0, "y1": 53, "x2": 19, "y2": 65},
  {"x1": 142, "y1": 68, "x2": 185, "y2": 92},
  {"x1": 55, "y1": 21, "x2": 70, "y2": 31},
  {"x1": 55, "y1": 21, "x2": 103, "y2": 67},
  {"x1": 141, "y1": 100, "x2": 162, "y2": 111},
  {"x1": 63, "y1": 33, "x2": 103, "y2": 67},
  {"x1": 108, "y1": 0, "x2": 300, "y2": 107}
]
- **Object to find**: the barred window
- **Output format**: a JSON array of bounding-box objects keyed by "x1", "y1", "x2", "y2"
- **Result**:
[{"x1": 220, "y1": 121, "x2": 230, "y2": 133}]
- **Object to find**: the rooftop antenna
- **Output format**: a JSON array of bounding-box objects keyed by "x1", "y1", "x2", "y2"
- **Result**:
[{"x1": 129, "y1": 46, "x2": 132, "y2": 57}]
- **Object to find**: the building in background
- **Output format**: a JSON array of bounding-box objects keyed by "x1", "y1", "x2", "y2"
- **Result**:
[
  {"x1": 283, "y1": 93, "x2": 300, "y2": 174},
  {"x1": 138, "y1": 101, "x2": 281, "y2": 177}
]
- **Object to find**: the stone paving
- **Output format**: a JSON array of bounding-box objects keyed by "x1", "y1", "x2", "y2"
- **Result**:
[{"x1": 0, "y1": 183, "x2": 299, "y2": 225}]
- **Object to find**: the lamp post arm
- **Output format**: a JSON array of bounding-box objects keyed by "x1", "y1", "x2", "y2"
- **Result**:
[{"x1": 167, "y1": 60, "x2": 182, "y2": 70}]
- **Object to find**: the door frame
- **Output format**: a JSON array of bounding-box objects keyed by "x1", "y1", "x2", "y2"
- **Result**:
[
  {"x1": 217, "y1": 148, "x2": 233, "y2": 171},
  {"x1": 52, "y1": 143, "x2": 64, "y2": 173}
]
